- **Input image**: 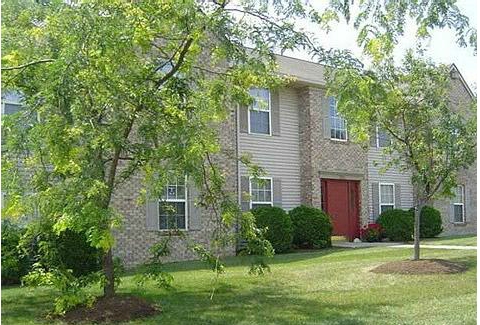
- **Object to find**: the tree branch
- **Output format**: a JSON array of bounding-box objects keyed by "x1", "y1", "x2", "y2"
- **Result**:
[{"x1": 1, "y1": 59, "x2": 54, "y2": 71}]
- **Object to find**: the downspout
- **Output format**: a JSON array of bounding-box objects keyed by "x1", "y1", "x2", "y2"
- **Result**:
[{"x1": 235, "y1": 103, "x2": 241, "y2": 249}]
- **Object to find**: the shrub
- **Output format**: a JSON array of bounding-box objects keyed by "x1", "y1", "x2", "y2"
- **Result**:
[
  {"x1": 377, "y1": 209, "x2": 414, "y2": 241},
  {"x1": 408, "y1": 206, "x2": 443, "y2": 238},
  {"x1": 251, "y1": 206, "x2": 293, "y2": 253},
  {"x1": 359, "y1": 223, "x2": 383, "y2": 242},
  {"x1": 289, "y1": 205, "x2": 332, "y2": 249},
  {"x1": 1, "y1": 220, "x2": 31, "y2": 285},
  {"x1": 20, "y1": 219, "x2": 103, "y2": 277}
]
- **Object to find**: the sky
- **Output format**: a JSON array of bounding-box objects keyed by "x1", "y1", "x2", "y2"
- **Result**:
[{"x1": 285, "y1": 0, "x2": 477, "y2": 90}]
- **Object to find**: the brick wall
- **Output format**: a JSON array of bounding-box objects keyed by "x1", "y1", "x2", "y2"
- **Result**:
[
  {"x1": 298, "y1": 86, "x2": 369, "y2": 225},
  {"x1": 112, "y1": 107, "x2": 238, "y2": 267}
]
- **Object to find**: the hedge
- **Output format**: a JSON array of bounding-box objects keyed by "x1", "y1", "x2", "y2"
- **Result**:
[
  {"x1": 251, "y1": 206, "x2": 293, "y2": 253},
  {"x1": 289, "y1": 205, "x2": 332, "y2": 248}
]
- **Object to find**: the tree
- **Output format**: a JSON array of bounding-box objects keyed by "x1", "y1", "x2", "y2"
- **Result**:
[
  {"x1": 2, "y1": 0, "x2": 476, "y2": 312},
  {"x1": 327, "y1": 51, "x2": 476, "y2": 260}
]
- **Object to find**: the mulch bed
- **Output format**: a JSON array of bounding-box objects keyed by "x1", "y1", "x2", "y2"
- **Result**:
[
  {"x1": 63, "y1": 295, "x2": 159, "y2": 324},
  {"x1": 371, "y1": 259, "x2": 467, "y2": 275}
]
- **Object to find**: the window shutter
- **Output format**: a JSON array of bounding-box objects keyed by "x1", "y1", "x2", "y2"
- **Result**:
[
  {"x1": 449, "y1": 203, "x2": 455, "y2": 223},
  {"x1": 239, "y1": 105, "x2": 249, "y2": 133},
  {"x1": 371, "y1": 182, "x2": 379, "y2": 219},
  {"x1": 146, "y1": 191, "x2": 159, "y2": 231},
  {"x1": 240, "y1": 176, "x2": 250, "y2": 211},
  {"x1": 322, "y1": 95, "x2": 331, "y2": 139},
  {"x1": 271, "y1": 90, "x2": 280, "y2": 136},
  {"x1": 188, "y1": 183, "x2": 202, "y2": 230},
  {"x1": 272, "y1": 178, "x2": 282, "y2": 207},
  {"x1": 394, "y1": 183, "x2": 401, "y2": 209},
  {"x1": 370, "y1": 129, "x2": 377, "y2": 147}
]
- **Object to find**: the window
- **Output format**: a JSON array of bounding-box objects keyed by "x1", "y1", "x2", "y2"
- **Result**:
[
  {"x1": 376, "y1": 127, "x2": 391, "y2": 148},
  {"x1": 328, "y1": 97, "x2": 347, "y2": 140},
  {"x1": 2, "y1": 102, "x2": 22, "y2": 115},
  {"x1": 248, "y1": 88, "x2": 271, "y2": 135},
  {"x1": 159, "y1": 176, "x2": 187, "y2": 230},
  {"x1": 379, "y1": 183, "x2": 395, "y2": 213},
  {"x1": 250, "y1": 177, "x2": 272, "y2": 209},
  {"x1": 453, "y1": 185, "x2": 465, "y2": 223}
]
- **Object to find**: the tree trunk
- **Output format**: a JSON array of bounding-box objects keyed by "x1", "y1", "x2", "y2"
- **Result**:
[
  {"x1": 103, "y1": 248, "x2": 115, "y2": 297},
  {"x1": 413, "y1": 199, "x2": 425, "y2": 261}
]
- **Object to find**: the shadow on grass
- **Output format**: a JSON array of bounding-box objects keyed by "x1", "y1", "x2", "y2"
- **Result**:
[{"x1": 132, "y1": 280, "x2": 391, "y2": 325}]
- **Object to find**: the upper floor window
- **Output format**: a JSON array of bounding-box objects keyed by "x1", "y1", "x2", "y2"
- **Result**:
[
  {"x1": 159, "y1": 175, "x2": 187, "y2": 230},
  {"x1": 329, "y1": 97, "x2": 347, "y2": 141},
  {"x1": 379, "y1": 183, "x2": 395, "y2": 213},
  {"x1": 250, "y1": 177, "x2": 272, "y2": 209},
  {"x1": 248, "y1": 88, "x2": 271, "y2": 135},
  {"x1": 376, "y1": 127, "x2": 391, "y2": 148},
  {"x1": 453, "y1": 185, "x2": 465, "y2": 223},
  {"x1": 2, "y1": 102, "x2": 22, "y2": 115}
]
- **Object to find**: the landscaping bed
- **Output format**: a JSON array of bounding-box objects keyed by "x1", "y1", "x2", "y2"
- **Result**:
[
  {"x1": 63, "y1": 295, "x2": 158, "y2": 323},
  {"x1": 371, "y1": 259, "x2": 467, "y2": 275}
]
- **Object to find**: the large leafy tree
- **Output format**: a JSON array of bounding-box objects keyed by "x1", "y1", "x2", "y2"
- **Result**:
[
  {"x1": 2, "y1": 0, "x2": 476, "y2": 311},
  {"x1": 328, "y1": 52, "x2": 476, "y2": 260}
]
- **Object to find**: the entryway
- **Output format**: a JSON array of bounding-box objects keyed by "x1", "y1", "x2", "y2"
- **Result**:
[{"x1": 321, "y1": 178, "x2": 360, "y2": 241}]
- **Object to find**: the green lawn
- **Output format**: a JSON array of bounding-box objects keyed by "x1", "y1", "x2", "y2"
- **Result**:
[
  {"x1": 2, "y1": 243, "x2": 476, "y2": 325},
  {"x1": 420, "y1": 234, "x2": 477, "y2": 246}
]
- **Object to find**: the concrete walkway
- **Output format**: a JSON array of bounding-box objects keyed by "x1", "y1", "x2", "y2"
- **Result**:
[
  {"x1": 391, "y1": 244, "x2": 476, "y2": 250},
  {"x1": 333, "y1": 241, "x2": 476, "y2": 250}
]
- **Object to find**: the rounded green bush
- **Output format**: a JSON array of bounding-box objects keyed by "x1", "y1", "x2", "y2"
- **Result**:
[
  {"x1": 251, "y1": 206, "x2": 293, "y2": 253},
  {"x1": 419, "y1": 206, "x2": 443, "y2": 238},
  {"x1": 289, "y1": 205, "x2": 333, "y2": 248},
  {"x1": 411, "y1": 206, "x2": 443, "y2": 238},
  {"x1": 377, "y1": 209, "x2": 414, "y2": 241}
]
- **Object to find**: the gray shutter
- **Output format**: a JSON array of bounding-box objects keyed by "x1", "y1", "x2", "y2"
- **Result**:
[
  {"x1": 239, "y1": 105, "x2": 248, "y2": 133},
  {"x1": 146, "y1": 191, "x2": 159, "y2": 231},
  {"x1": 272, "y1": 178, "x2": 282, "y2": 207},
  {"x1": 370, "y1": 129, "x2": 377, "y2": 147},
  {"x1": 271, "y1": 90, "x2": 280, "y2": 136},
  {"x1": 322, "y1": 95, "x2": 331, "y2": 139},
  {"x1": 240, "y1": 176, "x2": 250, "y2": 211},
  {"x1": 188, "y1": 183, "x2": 202, "y2": 230},
  {"x1": 371, "y1": 182, "x2": 379, "y2": 219},
  {"x1": 449, "y1": 203, "x2": 455, "y2": 223},
  {"x1": 394, "y1": 183, "x2": 401, "y2": 209}
]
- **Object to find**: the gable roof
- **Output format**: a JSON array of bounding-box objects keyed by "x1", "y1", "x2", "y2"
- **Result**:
[{"x1": 448, "y1": 63, "x2": 475, "y2": 99}]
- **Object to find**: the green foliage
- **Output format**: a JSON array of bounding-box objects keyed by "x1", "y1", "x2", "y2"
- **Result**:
[
  {"x1": 1, "y1": 220, "x2": 31, "y2": 285},
  {"x1": 289, "y1": 205, "x2": 332, "y2": 249},
  {"x1": 417, "y1": 206, "x2": 443, "y2": 238},
  {"x1": 377, "y1": 209, "x2": 414, "y2": 242},
  {"x1": 420, "y1": 206, "x2": 443, "y2": 238},
  {"x1": 23, "y1": 264, "x2": 100, "y2": 315},
  {"x1": 251, "y1": 206, "x2": 293, "y2": 253},
  {"x1": 20, "y1": 219, "x2": 102, "y2": 277}
]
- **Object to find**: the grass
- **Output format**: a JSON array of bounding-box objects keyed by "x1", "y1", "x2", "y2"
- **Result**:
[
  {"x1": 420, "y1": 234, "x2": 477, "y2": 246},
  {"x1": 2, "y1": 238, "x2": 476, "y2": 325}
]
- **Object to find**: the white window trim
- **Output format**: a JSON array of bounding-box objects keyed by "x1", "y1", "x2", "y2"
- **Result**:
[
  {"x1": 328, "y1": 97, "x2": 348, "y2": 141},
  {"x1": 453, "y1": 185, "x2": 465, "y2": 224},
  {"x1": 1, "y1": 100, "x2": 22, "y2": 115},
  {"x1": 247, "y1": 88, "x2": 272, "y2": 136},
  {"x1": 159, "y1": 175, "x2": 188, "y2": 231},
  {"x1": 249, "y1": 176, "x2": 273, "y2": 209},
  {"x1": 375, "y1": 126, "x2": 380, "y2": 148},
  {"x1": 379, "y1": 182, "x2": 395, "y2": 213}
]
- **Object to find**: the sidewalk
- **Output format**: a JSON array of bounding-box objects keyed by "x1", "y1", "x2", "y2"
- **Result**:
[
  {"x1": 332, "y1": 241, "x2": 477, "y2": 250},
  {"x1": 391, "y1": 244, "x2": 476, "y2": 250}
]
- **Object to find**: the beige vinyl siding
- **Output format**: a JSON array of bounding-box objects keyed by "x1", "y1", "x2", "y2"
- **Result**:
[
  {"x1": 367, "y1": 147, "x2": 414, "y2": 220},
  {"x1": 239, "y1": 87, "x2": 301, "y2": 210}
]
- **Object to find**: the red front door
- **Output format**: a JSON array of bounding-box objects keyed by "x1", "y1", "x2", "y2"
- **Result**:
[{"x1": 321, "y1": 179, "x2": 360, "y2": 241}]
